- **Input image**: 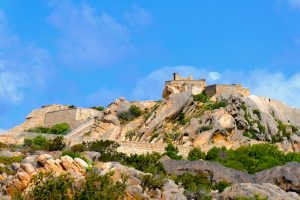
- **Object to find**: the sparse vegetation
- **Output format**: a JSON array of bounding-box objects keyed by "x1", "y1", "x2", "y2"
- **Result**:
[
  {"x1": 149, "y1": 132, "x2": 159, "y2": 142},
  {"x1": 117, "y1": 105, "x2": 142, "y2": 123}
]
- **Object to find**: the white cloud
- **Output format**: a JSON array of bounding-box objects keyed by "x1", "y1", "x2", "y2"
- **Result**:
[
  {"x1": 0, "y1": 10, "x2": 52, "y2": 104},
  {"x1": 48, "y1": 1, "x2": 137, "y2": 67},
  {"x1": 125, "y1": 5, "x2": 152, "y2": 27}
]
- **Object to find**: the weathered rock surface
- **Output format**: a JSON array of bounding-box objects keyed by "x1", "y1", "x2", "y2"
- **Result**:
[
  {"x1": 162, "y1": 159, "x2": 254, "y2": 184},
  {"x1": 255, "y1": 162, "x2": 300, "y2": 193},
  {"x1": 217, "y1": 183, "x2": 300, "y2": 200},
  {"x1": 6, "y1": 154, "x2": 88, "y2": 195},
  {"x1": 162, "y1": 159, "x2": 300, "y2": 195}
]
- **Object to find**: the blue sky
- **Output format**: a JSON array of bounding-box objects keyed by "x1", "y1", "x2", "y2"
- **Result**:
[{"x1": 1, "y1": 0, "x2": 300, "y2": 131}]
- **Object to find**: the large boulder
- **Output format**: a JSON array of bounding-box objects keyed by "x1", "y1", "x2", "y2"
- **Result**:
[
  {"x1": 255, "y1": 162, "x2": 300, "y2": 193},
  {"x1": 162, "y1": 159, "x2": 254, "y2": 184},
  {"x1": 217, "y1": 183, "x2": 299, "y2": 200},
  {"x1": 139, "y1": 92, "x2": 193, "y2": 139}
]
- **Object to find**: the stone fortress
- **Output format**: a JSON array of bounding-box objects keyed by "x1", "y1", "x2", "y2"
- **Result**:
[{"x1": 163, "y1": 73, "x2": 250, "y2": 98}]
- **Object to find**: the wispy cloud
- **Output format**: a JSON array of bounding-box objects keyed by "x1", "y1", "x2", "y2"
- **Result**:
[
  {"x1": 48, "y1": 1, "x2": 147, "y2": 68},
  {"x1": 125, "y1": 4, "x2": 152, "y2": 27}
]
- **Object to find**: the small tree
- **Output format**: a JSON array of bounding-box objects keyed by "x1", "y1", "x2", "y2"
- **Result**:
[{"x1": 47, "y1": 136, "x2": 66, "y2": 151}]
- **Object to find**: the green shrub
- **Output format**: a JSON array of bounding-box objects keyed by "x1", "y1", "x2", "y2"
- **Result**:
[
  {"x1": 24, "y1": 172, "x2": 74, "y2": 200},
  {"x1": 212, "y1": 181, "x2": 231, "y2": 192},
  {"x1": 271, "y1": 134, "x2": 283, "y2": 143},
  {"x1": 141, "y1": 174, "x2": 166, "y2": 191},
  {"x1": 32, "y1": 135, "x2": 49, "y2": 150},
  {"x1": 174, "y1": 173, "x2": 211, "y2": 192},
  {"x1": 117, "y1": 105, "x2": 142, "y2": 123},
  {"x1": 70, "y1": 144, "x2": 87, "y2": 153},
  {"x1": 68, "y1": 105, "x2": 76, "y2": 108},
  {"x1": 204, "y1": 144, "x2": 300, "y2": 174},
  {"x1": 0, "y1": 156, "x2": 23, "y2": 165},
  {"x1": 83, "y1": 140, "x2": 123, "y2": 162},
  {"x1": 165, "y1": 143, "x2": 182, "y2": 160},
  {"x1": 177, "y1": 112, "x2": 189, "y2": 125},
  {"x1": 163, "y1": 132, "x2": 180, "y2": 143},
  {"x1": 193, "y1": 91, "x2": 209, "y2": 103},
  {"x1": 129, "y1": 105, "x2": 142, "y2": 118},
  {"x1": 48, "y1": 123, "x2": 70, "y2": 135},
  {"x1": 122, "y1": 153, "x2": 165, "y2": 175},
  {"x1": 74, "y1": 172, "x2": 126, "y2": 200},
  {"x1": 188, "y1": 148, "x2": 206, "y2": 161},
  {"x1": 47, "y1": 136, "x2": 66, "y2": 151}
]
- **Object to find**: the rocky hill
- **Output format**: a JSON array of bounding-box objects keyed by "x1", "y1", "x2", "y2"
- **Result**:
[{"x1": 0, "y1": 74, "x2": 300, "y2": 199}]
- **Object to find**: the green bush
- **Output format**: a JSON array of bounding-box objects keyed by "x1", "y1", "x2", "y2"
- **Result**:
[
  {"x1": 47, "y1": 136, "x2": 66, "y2": 151},
  {"x1": 150, "y1": 132, "x2": 159, "y2": 142},
  {"x1": 212, "y1": 181, "x2": 231, "y2": 192},
  {"x1": 129, "y1": 105, "x2": 142, "y2": 118},
  {"x1": 188, "y1": 148, "x2": 206, "y2": 161},
  {"x1": 0, "y1": 156, "x2": 23, "y2": 165},
  {"x1": 177, "y1": 112, "x2": 189, "y2": 125},
  {"x1": 141, "y1": 174, "x2": 166, "y2": 191},
  {"x1": 32, "y1": 135, "x2": 49, "y2": 150},
  {"x1": 204, "y1": 144, "x2": 300, "y2": 174},
  {"x1": 24, "y1": 172, "x2": 74, "y2": 200},
  {"x1": 117, "y1": 105, "x2": 142, "y2": 123},
  {"x1": 165, "y1": 143, "x2": 182, "y2": 160},
  {"x1": 48, "y1": 123, "x2": 70, "y2": 135},
  {"x1": 122, "y1": 153, "x2": 165, "y2": 175},
  {"x1": 83, "y1": 140, "x2": 123, "y2": 162},
  {"x1": 174, "y1": 173, "x2": 211, "y2": 192}
]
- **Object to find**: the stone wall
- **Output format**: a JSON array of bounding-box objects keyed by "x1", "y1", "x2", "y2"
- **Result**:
[
  {"x1": 206, "y1": 84, "x2": 250, "y2": 97},
  {"x1": 163, "y1": 80, "x2": 206, "y2": 97},
  {"x1": 4, "y1": 105, "x2": 69, "y2": 136},
  {"x1": 45, "y1": 108, "x2": 101, "y2": 129}
]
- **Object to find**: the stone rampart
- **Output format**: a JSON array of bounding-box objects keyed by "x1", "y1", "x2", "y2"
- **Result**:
[
  {"x1": 44, "y1": 108, "x2": 101, "y2": 129},
  {"x1": 206, "y1": 84, "x2": 250, "y2": 97}
]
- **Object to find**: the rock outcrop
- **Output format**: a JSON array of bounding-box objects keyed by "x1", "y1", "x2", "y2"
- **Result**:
[{"x1": 217, "y1": 183, "x2": 299, "y2": 200}]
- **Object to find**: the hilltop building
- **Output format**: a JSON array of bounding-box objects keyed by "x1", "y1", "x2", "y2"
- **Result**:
[{"x1": 163, "y1": 73, "x2": 250, "y2": 98}]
